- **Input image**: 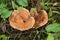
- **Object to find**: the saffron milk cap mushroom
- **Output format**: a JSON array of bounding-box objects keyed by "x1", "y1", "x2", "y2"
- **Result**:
[
  {"x1": 9, "y1": 8, "x2": 35, "y2": 31},
  {"x1": 31, "y1": 10, "x2": 48, "y2": 28}
]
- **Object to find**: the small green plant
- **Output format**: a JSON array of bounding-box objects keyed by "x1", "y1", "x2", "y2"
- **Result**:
[
  {"x1": 45, "y1": 23, "x2": 60, "y2": 40},
  {"x1": 0, "y1": 35, "x2": 10, "y2": 40},
  {"x1": 0, "y1": 3, "x2": 12, "y2": 20},
  {"x1": 47, "y1": 33, "x2": 54, "y2": 40},
  {"x1": 40, "y1": 0, "x2": 52, "y2": 10}
]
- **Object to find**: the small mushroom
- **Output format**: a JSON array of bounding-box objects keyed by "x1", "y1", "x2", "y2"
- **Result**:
[
  {"x1": 31, "y1": 10, "x2": 48, "y2": 28},
  {"x1": 9, "y1": 8, "x2": 35, "y2": 31}
]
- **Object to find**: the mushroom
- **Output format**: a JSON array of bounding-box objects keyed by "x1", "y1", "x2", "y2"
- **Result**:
[
  {"x1": 9, "y1": 8, "x2": 35, "y2": 31},
  {"x1": 31, "y1": 10, "x2": 48, "y2": 28}
]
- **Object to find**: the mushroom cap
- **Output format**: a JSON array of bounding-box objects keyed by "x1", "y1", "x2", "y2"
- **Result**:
[
  {"x1": 32, "y1": 10, "x2": 48, "y2": 28},
  {"x1": 9, "y1": 8, "x2": 35, "y2": 31}
]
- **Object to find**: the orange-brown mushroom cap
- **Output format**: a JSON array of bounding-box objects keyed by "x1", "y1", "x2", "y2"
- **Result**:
[
  {"x1": 9, "y1": 8, "x2": 35, "y2": 31},
  {"x1": 32, "y1": 10, "x2": 48, "y2": 28}
]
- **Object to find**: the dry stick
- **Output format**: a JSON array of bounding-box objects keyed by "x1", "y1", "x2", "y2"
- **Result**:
[
  {"x1": 30, "y1": 0, "x2": 34, "y2": 7},
  {"x1": 36, "y1": 0, "x2": 41, "y2": 13},
  {"x1": 1, "y1": 20, "x2": 7, "y2": 33},
  {"x1": 29, "y1": 0, "x2": 41, "y2": 12}
]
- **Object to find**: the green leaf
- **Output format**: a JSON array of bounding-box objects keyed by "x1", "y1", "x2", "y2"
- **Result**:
[
  {"x1": 41, "y1": 0, "x2": 46, "y2": 3},
  {"x1": 45, "y1": 23, "x2": 60, "y2": 32},
  {"x1": 48, "y1": 17, "x2": 56, "y2": 23},
  {"x1": 47, "y1": 33, "x2": 54, "y2": 40},
  {"x1": 0, "y1": 3, "x2": 6, "y2": 9},
  {"x1": 52, "y1": 33, "x2": 60, "y2": 38},
  {"x1": 49, "y1": 8, "x2": 52, "y2": 17},
  {"x1": 16, "y1": 0, "x2": 28, "y2": 7},
  {"x1": 0, "y1": 9, "x2": 2, "y2": 15},
  {"x1": 1, "y1": 8, "x2": 12, "y2": 19},
  {"x1": 45, "y1": 2, "x2": 52, "y2": 7},
  {"x1": 12, "y1": 1, "x2": 18, "y2": 9},
  {"x1": 30, "y1": 8, "x2": 36, "y2": 13},
  {"x1": 52, "y1": 11, "x2": 60, "y2": 14},
  {"x1": 0, "y1": 35, "x2": 9, "y2": 40},
  {"x1": 18, "y1": 7, "x2": 23, "y2": 10}
]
